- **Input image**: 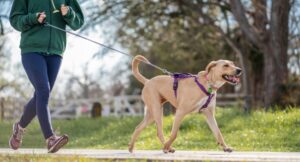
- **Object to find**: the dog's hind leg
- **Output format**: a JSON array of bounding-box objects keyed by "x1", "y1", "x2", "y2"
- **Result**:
[
  {"x1": 128, "y1": 107, "x2": 153, "y2": 153},
  {"x1": 152, "y1": 103, "x2": 165, "y2": 148}
]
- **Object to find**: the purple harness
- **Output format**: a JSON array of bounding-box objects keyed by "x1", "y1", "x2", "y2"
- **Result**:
[{"x1": 172, "y1": 73, "x2": 215, "y2": 109}]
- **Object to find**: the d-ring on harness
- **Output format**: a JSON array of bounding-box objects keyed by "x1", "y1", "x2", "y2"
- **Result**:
[{"x1": 172, "y1": 73, "x2": 215, "y2": 110}]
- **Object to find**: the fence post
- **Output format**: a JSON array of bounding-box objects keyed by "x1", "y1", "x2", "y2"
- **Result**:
[{"x1": 0, "y1": 97, "x2": 4, "y2": 121}]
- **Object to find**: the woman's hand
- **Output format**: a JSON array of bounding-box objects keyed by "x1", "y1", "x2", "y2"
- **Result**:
[
  {"x1": 37, "y1": 12, "x2": 46, "y2": 24},
  {"x1": 61, "y1": 4, "x2": 69, "y2": 16}
]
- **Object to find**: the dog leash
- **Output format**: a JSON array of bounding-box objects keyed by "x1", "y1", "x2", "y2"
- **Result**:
[{"x1": 43, "y1": 22, "x2": 173, "y2": 75}]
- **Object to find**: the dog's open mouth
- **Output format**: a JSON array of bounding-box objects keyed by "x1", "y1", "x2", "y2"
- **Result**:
[{"x1": 222, "y1": 74, "x2": 240, "y2": 85}]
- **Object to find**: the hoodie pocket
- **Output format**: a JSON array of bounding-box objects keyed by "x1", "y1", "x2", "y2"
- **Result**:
[{"x1": 20, "y1": 25, "x2": 49, "y2": 49}]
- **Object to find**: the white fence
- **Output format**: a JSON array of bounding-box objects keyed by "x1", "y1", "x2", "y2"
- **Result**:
[
  {"x1": 0, "y1": 94, "x2": 244, "y2": 120},
  {"x1": 50, "y1": 94, "x2": 244, "y2": 119},
  {"x1": 50, "y1": 95, "x2": 144, "y2": 119}
]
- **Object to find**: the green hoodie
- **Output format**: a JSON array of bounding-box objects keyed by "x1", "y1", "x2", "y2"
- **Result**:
[{"x1": 9, "y1": 0, "x2": 84, "y2": 56}]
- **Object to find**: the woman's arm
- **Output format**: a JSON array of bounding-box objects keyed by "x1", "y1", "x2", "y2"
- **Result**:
[
  {"x1": 62, "y1": 0, "x2": 84, "y2": 31},
  {"x1": 9, "y1": 0, "x2": 40, "y2": 32}
]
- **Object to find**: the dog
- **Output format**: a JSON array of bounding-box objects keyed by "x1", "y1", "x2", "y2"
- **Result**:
[{"x1": 128, "y1": 55, "x2": 242, "y2": 153}]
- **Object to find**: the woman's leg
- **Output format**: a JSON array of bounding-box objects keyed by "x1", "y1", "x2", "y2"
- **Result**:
[
  {"x1": 19, "y1": 93, "x2": 37, "y2": 128},
  {"x1": 44, "y1": 55, "x2": 69, "y2": 153},
  {"x1": 11, "y1": 53, "x2": 66, "y2": 152},
  {"x1": 45, "y1": 55, "x2": 62, "y2": 90},
  {"x1": 20, "y1": 53, "x2": 56, "y2": 139},
  {"x1": 19, "y1": 55, "x2": 62, "y2": 128}
]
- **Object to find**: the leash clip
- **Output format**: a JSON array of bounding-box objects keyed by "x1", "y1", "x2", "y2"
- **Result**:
[{"x1": 162, "y1": 69, "x2": 173, "y2": 75}]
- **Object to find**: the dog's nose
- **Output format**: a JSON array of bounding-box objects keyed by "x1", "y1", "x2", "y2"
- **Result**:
[{"x1": 236, "y1": 68, "x2": 242, "y2": 75}]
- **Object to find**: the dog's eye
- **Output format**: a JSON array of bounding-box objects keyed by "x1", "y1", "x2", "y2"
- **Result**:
[{"x1": 224, "y1": 64, "x2": 229, "y2": 67}]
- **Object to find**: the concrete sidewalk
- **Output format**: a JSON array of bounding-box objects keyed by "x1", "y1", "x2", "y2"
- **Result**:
[{"x1": 0, "y1": 149, "x2": 300, "y2": 161}]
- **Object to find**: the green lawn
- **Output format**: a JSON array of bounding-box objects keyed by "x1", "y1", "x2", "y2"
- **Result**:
[
  {"x1": 0, "y1": 108, "x2": 299, "y2": 152},
  {"x1": 0, "y1": 155, "x2": 100, "y2": 162}
]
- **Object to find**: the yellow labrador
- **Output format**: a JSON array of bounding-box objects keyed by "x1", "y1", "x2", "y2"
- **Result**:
[{"x1": 128, "y1": 55, "x2": 242, "y2": 153}]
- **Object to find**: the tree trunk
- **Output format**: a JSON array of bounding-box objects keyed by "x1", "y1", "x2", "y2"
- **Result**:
[
  {"x1": 0, "y1": 97, "x2": 4, "y2": 121},
  {"x1": 262, "y1": 45, "x2": 277, "y2": 109},
  {"x1": 241, "y1": 56, "x2": 252, "y2": 112},
  {"x1": 230, "y1": 0, "x2": 291, "y2": 109},
  {"x1": 269, "y1": 0, "x2": 290, "y2": 82},
  {"x1": 252, "y1": 66, "x2": 264, "y2": 107},
  {"x1": 263, "y1": 0, "x2": 290, "y2": 110}
]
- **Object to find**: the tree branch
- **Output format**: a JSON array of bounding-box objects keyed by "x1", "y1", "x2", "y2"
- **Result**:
[{"x1": 229, "y1": 0, "x2": 262, "y2": 48}]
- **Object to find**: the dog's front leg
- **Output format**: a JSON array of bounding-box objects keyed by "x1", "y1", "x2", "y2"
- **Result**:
[
  {"x1": 163, "y1": 110, "x2": 186, "y2": 153},
  {"x1": 203, "y1": 109, "x2": 233, "y2": 152}
]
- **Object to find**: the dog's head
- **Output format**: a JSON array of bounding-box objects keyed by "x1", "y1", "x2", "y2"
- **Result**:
[{"x1": 205, "y1": 60, "x2": 242, "y2": 85}]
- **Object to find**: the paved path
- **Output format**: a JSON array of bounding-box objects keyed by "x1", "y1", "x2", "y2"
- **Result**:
[{"x1": 0, "y1": 149, "x2": 300, "y2": 161}]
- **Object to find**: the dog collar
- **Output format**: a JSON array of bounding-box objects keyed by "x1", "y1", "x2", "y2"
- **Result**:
[{"x1": 205, "y1": 73, "x2": 220, "y2": 92}]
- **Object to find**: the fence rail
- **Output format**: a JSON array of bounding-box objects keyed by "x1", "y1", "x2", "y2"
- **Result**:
[{"x1": 0, "y1": 93, "x2": 245, "y2": 120}]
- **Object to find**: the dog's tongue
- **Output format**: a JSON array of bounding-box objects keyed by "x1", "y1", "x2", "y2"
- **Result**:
[{"x1": 233, "y1": 76, "x2": 240, "y2": 83}]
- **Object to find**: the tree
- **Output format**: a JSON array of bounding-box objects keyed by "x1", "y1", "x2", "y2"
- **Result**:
[
  {"x1": 63, "y1": 61, "x2": 104, "y2": 100},
  {"x1": 228, "y1": 0, "x2": 293, "y2": 109},
  {"x1": 87, "y1": 0, "x2": 297, "y2": 110}
]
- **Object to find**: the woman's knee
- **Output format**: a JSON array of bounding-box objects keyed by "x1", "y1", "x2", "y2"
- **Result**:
[{"x1": 35, "y1": 85, "x2": 51, "y2": 99}]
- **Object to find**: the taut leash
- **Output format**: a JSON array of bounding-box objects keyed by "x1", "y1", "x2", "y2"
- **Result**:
[{"x1": 43, "y1": 22, "x2": 173, "y2": 75}]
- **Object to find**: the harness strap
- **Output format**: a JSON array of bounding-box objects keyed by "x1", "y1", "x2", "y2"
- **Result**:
[
  {"x1": 172, "y1": 73, "x2": 214, "y2": 109},
  {"x1": 172, "y1": 73, "x2": 193, "y2": 97},
  {"x1": 201, "y1": 93, "x2": 215, "y2": 109}
]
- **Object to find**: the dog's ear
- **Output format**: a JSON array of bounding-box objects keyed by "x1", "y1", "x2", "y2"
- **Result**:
[{"x1": 205, "y1": 61, "x2": 217, "y2": 73}]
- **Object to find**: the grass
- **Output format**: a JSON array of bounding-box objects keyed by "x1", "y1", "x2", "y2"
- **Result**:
[
  {"x1": 0, "y1": 154, "x2": 100, "y2": 162},
  {"x1": 0, "y1": 154, "x2": 153, "y2": 162},
  {"x1": 0, "y1": 108, "x2": 300, "y2": 152}
]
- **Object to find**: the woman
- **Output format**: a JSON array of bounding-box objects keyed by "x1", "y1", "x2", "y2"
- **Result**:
[{"x1": 9, "y1": 0, "x2": 84, "y2": 153}]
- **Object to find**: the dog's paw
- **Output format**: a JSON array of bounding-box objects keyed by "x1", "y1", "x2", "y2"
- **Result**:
[
  {"x1": 128, "y1": 143, "x2": 134, "y2": 153},
  {"x1": 163, "y1": 149, "x2": 169, "y2": 154},
  {"x1": 163, "y1": 146, "x2": 175, "y2": 153},
  {"x1": 168, "y1": 147, "x2": 176, "y2": 153},
  {"x1": 223, "y1": 147, "x2": 233, "y2": 153}
]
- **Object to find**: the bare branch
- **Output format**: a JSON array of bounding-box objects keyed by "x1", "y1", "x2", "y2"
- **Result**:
[{"x1": 229, "y1": 0, "x2": 262, "y2": 48}]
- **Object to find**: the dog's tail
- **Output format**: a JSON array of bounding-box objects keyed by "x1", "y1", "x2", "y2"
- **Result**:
[{"x1": 132, "y1": 55, "x2": 150, "y2": 84}]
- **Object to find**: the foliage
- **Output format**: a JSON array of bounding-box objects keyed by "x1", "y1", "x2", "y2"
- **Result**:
[
  {"x1": 0, "y1": 108, "x2": 299, "y2": 151},
  {"x1": 277, "y1": 77, "x2": 300, "y2": 108},
  {"x1": 0, "y1": 37, "x2": 10, "y2": 92}
]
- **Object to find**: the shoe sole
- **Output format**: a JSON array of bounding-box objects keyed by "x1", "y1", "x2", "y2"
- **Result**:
[{"x1": 48, "y1": 135, "x2": 69, "y2": 153}]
